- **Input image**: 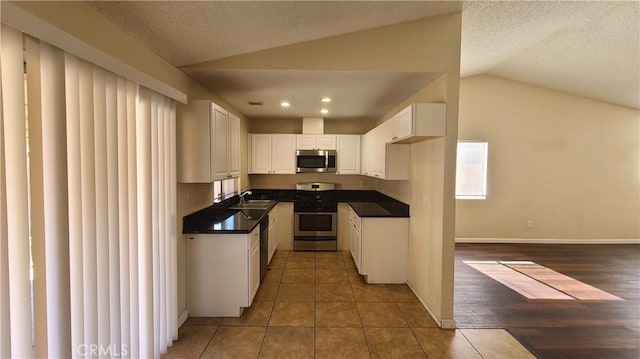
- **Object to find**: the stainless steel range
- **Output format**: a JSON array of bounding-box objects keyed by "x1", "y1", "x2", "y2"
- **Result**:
[{"x1": 294, "y1": 182, "x2": 337, "y2": 251}]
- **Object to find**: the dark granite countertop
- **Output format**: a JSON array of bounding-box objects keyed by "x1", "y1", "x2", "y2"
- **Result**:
[
  {"x1": 182, "y1": 189, "x2": 409, "y2": 235},
  {"x1": 182, "y1": 200, "x2": 276, "y2": 234}
]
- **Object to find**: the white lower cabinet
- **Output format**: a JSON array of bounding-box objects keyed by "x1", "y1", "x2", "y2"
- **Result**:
[
  {"x1": 267, "y1": 205, "x2": 279, "y2": 263},
  {"x1": 347, "y1": 205, "x2": 408, "y2": 284},
  {"x1": 186, "y1": 226, "x2": 261, "y2": 317}
]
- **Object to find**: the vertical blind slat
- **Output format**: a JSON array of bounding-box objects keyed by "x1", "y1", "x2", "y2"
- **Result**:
[
  {"x1": 106, "y1": 72, "x2": 122, "y2": 354},
  {"x1": 25, "y1": 35, "x2": 48, "y2": 359},
  {"x1": 79, "y1": 60, "x2": 99, "y2": 350},
  {"x1": 39, "y1": 42, "x2": 71, "y2": 359},
  {"x1": 0, "y1": 25, "x2": 12, "y2": 359},
  {"x1": 151, "y1": 94, "x2": 161, "y2": 357},
  {"x1": 64, "y1": 53, "x2": 85, "y2": 356},
  {"x1": 26, "y1": 37, "x2": 73, "y2": 358},
  {"x1": 170, "y1": 101, "x2": 178, "y2": 341},
  {"x1": 137, "y1": 88, "x2": 153, "y2": 358},
  {"x1": 127, "y1": 82, "x2": 140, "y2": 359},
  {"x1": 93, "y1": 67, "x2": 112, "y2": 352},
  {"x1": 1, "y1": 24, "x2": 34, "y2": 359},
  {"x1": 116, "y1": 77, "x2": 131, "y2": 358}
]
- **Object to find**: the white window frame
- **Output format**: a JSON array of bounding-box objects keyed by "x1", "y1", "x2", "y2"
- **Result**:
[
  {"x1": 456, "y1": 141, "x2": 488, "y2": 200},
  {"x1": 213, "y1": 177, "x2": 238, "y2": 201}
]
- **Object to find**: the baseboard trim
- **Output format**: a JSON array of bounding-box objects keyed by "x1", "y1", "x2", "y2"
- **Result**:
[
  {"x1": 406, "y1": 281, "x2": 456, "y2": 329},
  {"x1": 178, "y1": 309, "x2": 189, "y2": 328},
  {"x1": 455, "y1": 237, "x2": 640, "y2": 244}
]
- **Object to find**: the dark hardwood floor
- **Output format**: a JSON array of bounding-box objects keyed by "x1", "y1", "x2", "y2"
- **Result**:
[{"x1": 454, "y1": 243, "x2": 640, "y2": 359}]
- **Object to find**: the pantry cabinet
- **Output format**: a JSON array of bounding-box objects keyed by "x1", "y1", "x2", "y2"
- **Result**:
[
  {"x1": 177, "y1": 100, "x2": 240, "y2": 182},
  {"x1": 186, "y1": 225, "x2": 260, "y2": 317},
  {"x1": 249, "y1": 134, "x2": 296, "y2": 174}
]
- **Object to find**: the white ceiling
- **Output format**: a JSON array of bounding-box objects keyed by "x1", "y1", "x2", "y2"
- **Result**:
[
  {"x1": 179, "y1": 69, "x2": 442, "y2": 119},
  {"x1": 91, "y1": 1, "x2": 640, "y2": 115}
]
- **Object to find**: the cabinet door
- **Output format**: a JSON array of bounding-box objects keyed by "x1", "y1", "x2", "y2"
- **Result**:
[
  {"x1": 271, "y1": 135, "x2": 296, "y2": 174},
  {"x1": 211, "y1": 104, "x2": 229, "y2": 180},
  {"x1": 360, "y1": 133, "x2": 370, "y2": 176},
  {"x1": 316, "y1": 135, "x2": 337, "y2": 150},
  {"x1": 177, "y1": 100, "x2": 213, "y2": 182},
  {"x1": 248, "y1": 230, "x2": 260, "y2": 305},
  {"x1": 251, "y1": 134, "x2": 272, "y2": 174},
  {"x1": 336, "y1": 135, "x2": 360, "y2": 174},
  {"x1": 296, "y1": 135, "x2": 316, "y2": 150},
  {"x1": 372, "y1": 129, "x2": 386, "y2": 179},
  {"x1": 390, "y1": 105, "x2": 413, "y2": 143},
  {"x1": 228, "y1": 112, "x2": 241, "y2": 178}
]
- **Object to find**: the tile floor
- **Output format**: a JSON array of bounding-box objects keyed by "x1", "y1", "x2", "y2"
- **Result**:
[{"x1": 164, "y1": 250, "x2": 534, "y2": 358}]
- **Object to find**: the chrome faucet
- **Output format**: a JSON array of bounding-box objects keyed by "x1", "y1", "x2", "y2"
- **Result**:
[{"x1": 239, "y1": 190, "x2": 253, "y2": 204}]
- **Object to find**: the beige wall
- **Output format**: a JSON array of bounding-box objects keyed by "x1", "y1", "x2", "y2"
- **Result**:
[
  {"x1": 12, "y1": 1, "x2": 251, "y2": 318},
  {"x1": 208, "y1": 14, "x2": 462, "y2": 325},
  {"x1": 248, "y1": 117, "x2": 375, "y2": 134},
  {"x1": 456, "y1": 75, "x2": 640, "y2": 240},
  {"x1": 371, "y1": 73, "x2": 458, "y2": 325}
]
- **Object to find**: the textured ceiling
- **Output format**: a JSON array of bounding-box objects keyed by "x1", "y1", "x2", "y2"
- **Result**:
[
  {"x1": 91, "y1": 1, "x2": 462, "y2": 67},
  {"x1": 90, "y1": 1, "x2": 640, "y2": 112},
  {"x1": 461, "y1": 1, "x2": 639, "y2": 109}
]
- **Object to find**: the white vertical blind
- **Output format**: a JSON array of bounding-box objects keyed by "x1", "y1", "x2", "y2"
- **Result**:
[
  {"x1": 65, "y1": 53, "x2": 86, "y2": 357},
  {"x1": 25, "y1": 36, "x2": 72, "y2": 358},
  {"x1": 1, "y1": 25, "x2": 178, "y2": 358},
  {"x1": 0, "y1": 24, "x2": 33, "y2": 358},
  {"x1": 127, "y1": 81, "x2": 140, "y2": 359},
  {"x1": 79, "y1": 58, "x2": 99, "y2": 352}
]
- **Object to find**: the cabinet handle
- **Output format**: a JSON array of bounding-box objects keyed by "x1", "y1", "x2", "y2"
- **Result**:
[{"x1": 392, "y1": 136, "x2": 398, "y2": 139}]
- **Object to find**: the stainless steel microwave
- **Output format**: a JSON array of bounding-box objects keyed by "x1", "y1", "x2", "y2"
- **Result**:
[{"x1": 296, "y1": 150, "x2": 337, "y2": 173}]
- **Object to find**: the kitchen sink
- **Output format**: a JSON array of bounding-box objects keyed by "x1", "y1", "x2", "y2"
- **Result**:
[{"x1": 229, "y1": 200, "x2": 274, "y2": 210}]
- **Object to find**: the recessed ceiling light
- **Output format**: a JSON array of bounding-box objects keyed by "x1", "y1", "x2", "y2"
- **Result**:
[
  {"x1": 321, "y1": 97, "x2": 332, "y2": 103},
  {"x1": 281, "y1": 101, "x2": 290, "y2": 107},
  {"x1": 320, "y1": 109, "x2": 329, "y2": 114}
]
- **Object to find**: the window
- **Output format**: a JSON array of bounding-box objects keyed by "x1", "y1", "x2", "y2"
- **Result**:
[
  {"x1": 456, "y1": 141, "x2": 488, "y2": 200},
  {"x1": 213, "y1": 177, "x2": 238, "y2": 201}
]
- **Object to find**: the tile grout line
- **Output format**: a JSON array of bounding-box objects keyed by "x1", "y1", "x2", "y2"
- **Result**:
[
  {"x1": 345, "y1": 253, "x2": 374, "y2": 358},
  {"x1": 197, "y1": 325, "x2": 220, "y2": 359},
  {"x1": 458, "y1": 329, "x2": 486, "y2": 359}
]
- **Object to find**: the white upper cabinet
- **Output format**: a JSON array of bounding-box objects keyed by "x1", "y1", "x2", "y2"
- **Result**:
[
  {"x1": 271, "y1": 135, "x2": 296, "y2": 173},
  {"x1": 250, "y1": 134, "x2": 272, "y2": 174},
  {"x1": 249, "y1": 134, "x2": 296, "y2": 174},
  {"x1": 360, "y1": 103, "x2": 445, "y2": 180},
  {"x1": 228, "y1": 112, "x2": 241, "y2": 178},
  {"x1": 211, "y1": 103, "x2": 229, "y2": 180},
  {"x1": 361, "y1": 125, "x2": 409, "y2": 180},
  {"x1": 296, "y1": 134, "x2": 336, "y2": 150},
  {"x1": 177, "y1": 100, "x2": 241, "y2": 183},
  {"x1": 336, "y1": 135, "x2": 360, "y2": 175},
  {"x1": 387, "y1": 103, "x2": 446, "y2": 143}
]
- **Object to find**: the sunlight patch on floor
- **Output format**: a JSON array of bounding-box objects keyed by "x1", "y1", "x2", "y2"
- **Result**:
[{"x1": 464, "y1": 260, "x2": 623, "y2": 301}]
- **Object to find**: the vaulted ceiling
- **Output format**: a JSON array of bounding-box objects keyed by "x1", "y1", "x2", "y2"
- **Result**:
[{"x1": 91, "y1": 1, "x2": 639, "y2": 115}]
